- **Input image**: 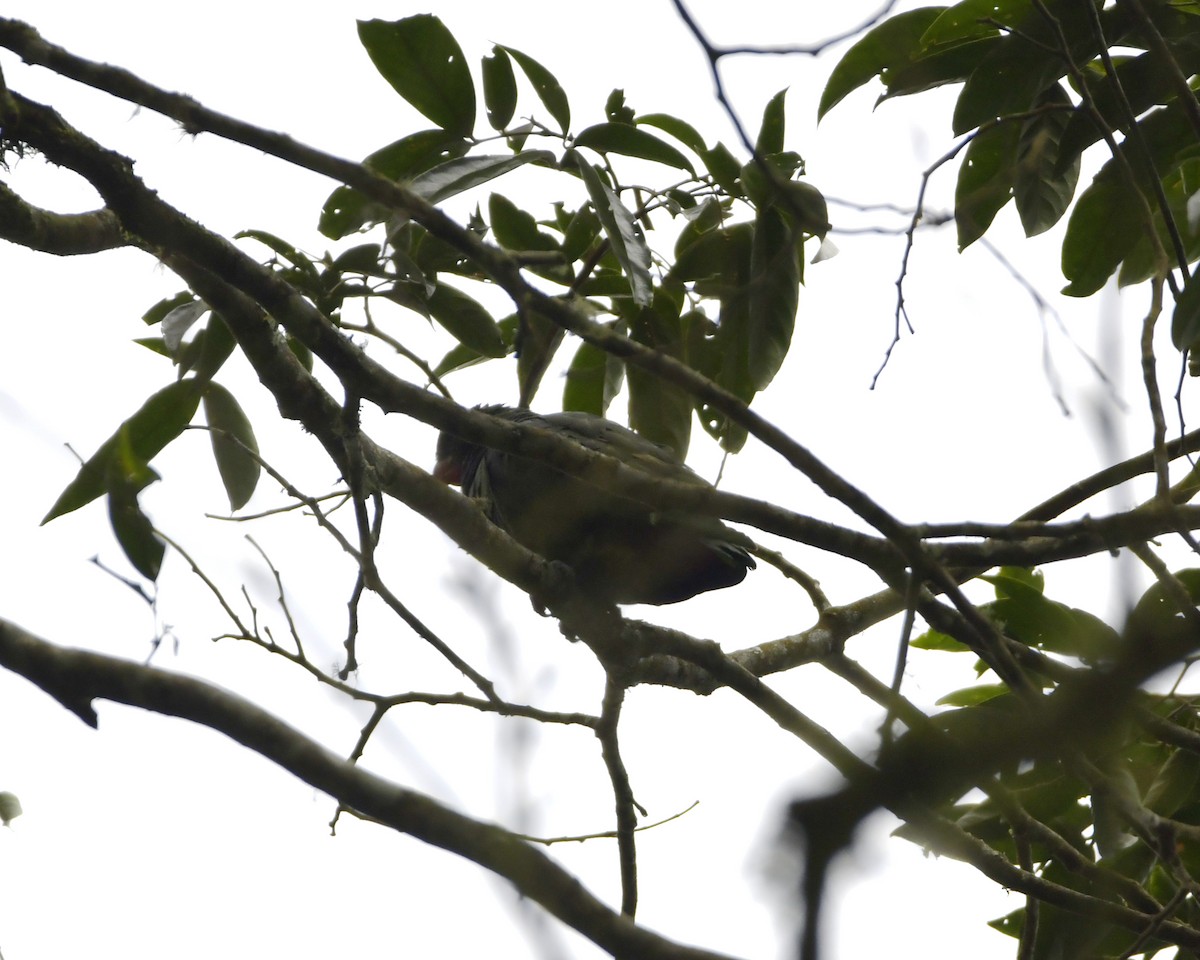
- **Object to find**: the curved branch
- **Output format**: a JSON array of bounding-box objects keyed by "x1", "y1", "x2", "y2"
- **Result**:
[
  {"x1": 0, "y1": 616, "x2": 742, "y2": 960},
  {"x1": 0, "y1": 180, "x2": 127, "y2": 254}
]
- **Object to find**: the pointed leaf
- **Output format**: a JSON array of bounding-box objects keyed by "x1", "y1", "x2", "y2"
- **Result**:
[
  {"x1": 43, "y1": 380, "x2": 202, "y2": 523},
  {"x1": 1061, "y1": 175, "x2": 1142, "y2": 297},
  {"x1": 637, "y1": 113, "x2": 708, "y2": 156},
  {"x1": 818, "y1": 8, "x2": 944, "y2": 119},
  {"x1": 482, "y1": 46, "x2": 517, "y2": 131},
  {"x1": 410, "y1": 152, "x2": 555, "y2": 205},
  {"x1": 574, "y1": 123, "x2": 695, "y2": 174},
  {"x1": 1013, "y1": 85, "x2": 1080, "y2": 237},
  {"x1": 956, "y1": 121, "x2": 1019, "y2": 250},
  {"x1": 747, "y1": 206, "x2": 802, "y2": 391},
  {"x1": 755, "y1": 89, "x2": 788, "y2": 156},
  {"x1": 426, "y1": 283, "x2": 507, "y2": 357},
  {"x1": 203, "y1": 383, "x2": 260, "y2": 511},
  {"x1": 563, "y1": 337, "x2": 624, "y2": 416},
  {"x1": 433, "y1": 314, "x2": 518, "y2": 377},
  {"x1": 577, "y1": 161, "x2": 653, "y2": 306},
  {"x1": 1172, "y1": 268, "x2": 1200, "y2": 350},
  {"x1": 517, "y1": 310, "x2": 566, "y2": 407},
  {"x1": 319, "y1": 130, "x2": 469, "y2": 238},
  {"x1": 357, "y1": 17, "x2": 475, "y2": 137},
  {"x1": 497, "y1": 45, "x2": 570, "y2": 132},
  {"x1": 106, "y1": 426, "x2": 164, "y2": 581},
  {"x1": 160, "y1": 300, "x2": 210, "y2": 354}
]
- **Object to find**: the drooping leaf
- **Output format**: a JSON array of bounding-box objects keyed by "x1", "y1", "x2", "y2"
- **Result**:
[
  {"x1": 1013, "y1": 84, "x2": 1080, "y2": 237},
  {"x1": 516, "y1": 309, "x2": 565, "y2": 408},
  {"x1": 496, "y1": 45, "x2": 571, "y2": 132},
  {"x1": 573, "y1": 123, "x2": 695, "y2": 174},
  {"x1": 1060, "y1": 174, "x2": 1143, "y2": 297},
  {"x1": 202, "y1": 382, "x2": 261, "y2": 511},
  {"x1": 43, "y1": 380, "x2": 203, "y2": 524},
  {"x1": 818, "y1": 8, "x2": 947, "y2": 119},
  {"x1": 577, "y1": 160, "x2": 653, "y2": 307},
  {"x1": 637, "y1": 113, "x2": 708, "y2": 156},
  {"x1": 357, "y1": 16, "x2": 476, "y2": 137},
  {"x1": 955, "y1": 120, "x2": 1019, "y2": 250},
  {"x1": 747, "y1": 206, "x2": 802, "y2": 392},
  {"x1": 105, "y1": 425, "x2": 164, "y2": 581},
  {"x1": 627, "y1": 294, "x2": 693, "y2": 459},
  {"x1": 425, "y1": 282, "x2": 507, "y2": 358},
  {"x1": 410, "y1": 152, "x2": 555, "y2": 205},
  {"x1": 563, "y1": 336, "x2": 625, "y2": 416},
  {"x1": 482, "y1": 46, "x2": 517, "y2": 131}
]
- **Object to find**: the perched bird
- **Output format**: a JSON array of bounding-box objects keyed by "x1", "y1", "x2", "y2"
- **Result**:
[{"x1": 434, "y1": 405, "x2": 755, "y2": 605}]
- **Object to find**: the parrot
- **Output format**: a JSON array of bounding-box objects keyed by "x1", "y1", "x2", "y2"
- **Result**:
[{"x1": 434, "y1": 405, "x2": 755, "y2": 605}]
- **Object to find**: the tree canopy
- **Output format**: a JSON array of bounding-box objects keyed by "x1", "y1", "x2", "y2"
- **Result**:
[{"x1": 4, "y1": 2, "x2": 1200, "y2": 958}]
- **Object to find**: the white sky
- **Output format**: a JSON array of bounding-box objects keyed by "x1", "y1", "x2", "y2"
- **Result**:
[{"x1": 0, "y1": 2, "x2": 1174, "y2": 959}]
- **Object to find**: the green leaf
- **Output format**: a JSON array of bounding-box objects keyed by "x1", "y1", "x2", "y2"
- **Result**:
[
  {"x1": 747, "y1": 206, "x2": 802, "y2": 392},
  {"x1": 516, "y1": 310, "x2": 566, "y2": 408},
  {"x1": 628, "y1": 295, "x2": 693, "y2": 458},
  {"x1": 755, "y1": 89, "x2": 788, "y2": 155},
  {"x1": 818, "y1": 8, "x2": 945, "y2": 119},
  {"x1": 496, "y1": 45, "x2": 570, "y2": 132},
  {"x1": 1013, "y1": 85, "x2": 1080, "y2": 237},
  {"x1": 202, "y1": 382, "x2": 260, "y2": 511},
  {"x1": 703, "y1": 142, "x2": 743, "y2": 196},
  {"x1": 432, "y1": 314, "x2": 518, "y2": 377},
  {"x1": 637, "y1": 113, "x2": 708, "y2": 156},
  {"x1": 357, "y1": 16, "x2": 475, "y2": 137},
  {"x1": 319, "y1": 130, "x2": 469, "y2": 238},
  {"x1": 106, "y1": 425, "x2": 164, "y2": 581},
  {"x1": 605, "y1": 88, "x2": 636, "y2": 125},
  {"x1": 577, "y1": 160, "x2": 653, "y2": 307},
  {"x1": 142, "y1": 290, "x2": 197, "y2": 326},
  {"x1": 956, "y1": 119, "x2": 1019, "y2": 250},
  {"x1": 984, "y1": 565, "x2": 1044, "y2": 597},
  {"x1": 1173, "y1": 263, "x2": 1200, "y2": 350},
  {"x1": 911, "y1": 628, "x2": 972, "y2": 652},
  {"x1": 411, "y1": 152, "x2": 555, "y2": 205},
  {"x1": 43, "y1": 380, "x2": 202, "y2": 524},
  {"x1": 921, "y1": 0, "x2": 1032, "y2": 49},
  {"x1": 482, "y1": 46, "x2": 517, "y2": 131},
  {"x1": 563, "y1": 337, "x2": 625, "y2": 416},
  {"x1": 1060, "y1": 175, "x2": 1142, "y2": 297},
  {"x1": 574, "y1": 123, "x2": 695, "y2": 174},
  {"x1": 426, "y1": 283, "x2": 507, "y2": 358},
  {"x1": 936, "y1": 683, "x2": 1011, "y2": 707}
]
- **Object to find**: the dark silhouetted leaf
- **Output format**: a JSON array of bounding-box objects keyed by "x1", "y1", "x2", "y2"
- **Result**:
[
  {"x1": 319, "y1": 130, "x2": 469, "y2": 238},
  {"x1": 411, "y1": 152, "x2": 555, "y2": 205},
  {"x1": 747, "y1": 206, "x2": 802, "y2": 392},
  {"x1": 482, "y1": 46, "x2": 517, "y2": 131},
  {"x1": 1014, "y1": 85, "x2": 1080, "y2": 237},
  {"x1": 43, "y1": 380, "x2": 202, "y2": 524},
  {"x1": 203, "y1": 382, "x2": 260, "y2": 511},
  {"x1": 563, "y1": 337, "x2": 625, "y2": 416},
  {"x1": 956, "y1": 120, "x2": 1019, "y2": 250},
  {"x1": 638, "y1": 113, "x2": 708, "y2": 156},
  {"x1": 433, "y1": 315, "x2": 518, "y2": 377},
  {"x1": 426, "y1": 283, "x2": 507, "y2": 358},
  {"x1": 1060, "y1": 175, "x2": 1142, "y2": 297},
  {"x1": 357, "y1": 16, "x2": 475, "y2": 137},
  {"x1": 106, "y1": 425, "x2": 164, "y2": 581},
  {"x1": 497, "y1": 45, "x2": 570, "y2": 132},
  {"x1": 756, "y1": 90, "x2": 788, "y2": 156},
  {"x1": 574, "y1": 123, "x2": 695, "y2": 174},
  {"x1": 578, "y1": 161, "x2": 653, "y2": 307}
]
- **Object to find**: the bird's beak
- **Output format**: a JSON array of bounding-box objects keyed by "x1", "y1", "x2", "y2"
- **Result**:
[{"x1": 433, "y1": 457, "x2": 463, "y2": 486}]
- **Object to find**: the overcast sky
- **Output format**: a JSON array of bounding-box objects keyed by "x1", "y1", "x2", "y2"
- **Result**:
[{"x1": 0, "y1": 2, "x2": 1169, "y2": 959}]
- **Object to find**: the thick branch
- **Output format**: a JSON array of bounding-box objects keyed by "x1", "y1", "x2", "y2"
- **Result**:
[{"x1": 0, "y1": 616, "x2": 741, "y2": 960}]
